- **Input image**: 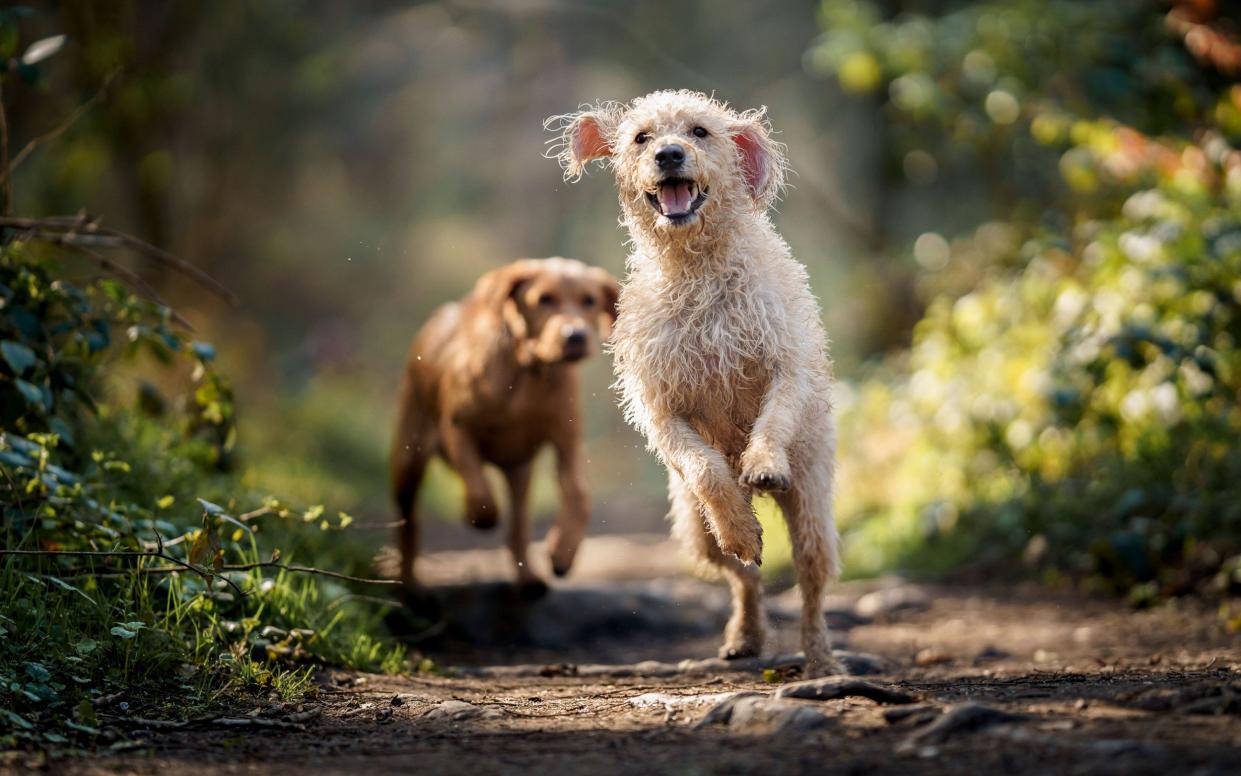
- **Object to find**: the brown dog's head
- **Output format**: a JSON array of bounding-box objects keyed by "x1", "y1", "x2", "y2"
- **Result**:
[
  {"x1": 548, "y1": 91, "x2": 787, "y2": 243},
  {"x1": 472, "y1": 257, "x2": 619, "y2": 366}
]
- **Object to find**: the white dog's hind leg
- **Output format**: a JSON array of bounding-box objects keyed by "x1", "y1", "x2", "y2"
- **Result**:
[
  {"x1": 669, "y1": 471, "x2": 766, "y2": 659},
  {"x1": 776, "y1": 450, "x2": 840, "y2": 678}
]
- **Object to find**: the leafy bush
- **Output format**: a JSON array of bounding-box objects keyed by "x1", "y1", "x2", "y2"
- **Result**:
[
  {"x1": 818, "y1": 1, "x2": 1241, "y2": 599},
  {"x1": 0, "y1": 241, "x2": 412, "y2": 751}
]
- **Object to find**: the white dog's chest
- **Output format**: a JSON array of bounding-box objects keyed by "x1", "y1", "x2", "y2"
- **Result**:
[{"x1": 622, "y1": 301, "x2": 772, "y2": 414}]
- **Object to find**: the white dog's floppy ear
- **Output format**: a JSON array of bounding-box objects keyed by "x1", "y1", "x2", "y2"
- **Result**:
[
  {"x1": 729, "y1": 107, "x2": 788, "y2": 206},
  {"x1": 546, "y1": 103, "x2": 623, "y2": 179}
]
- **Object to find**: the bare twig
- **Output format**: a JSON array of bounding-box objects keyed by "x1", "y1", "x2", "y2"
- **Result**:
[
  {"x1": 220, "y1": 561, "x2": 401, "y2": 586},
  {"x1": 0, "y1": 548, "x2": 245, "y2": 597},
  {"x1": 348, "y1": 519, "x2": 404, "y2": 530},
  {"x1": 236, "y1": 505, "x2": 277, "y2": 522},
  {"x1": 32, "y1": 233, "x2": 194, "y2": 330},
  {"x1": 0, "y1": 71, "x2": 118, "y2": 185},
  {"x1": 0, "y1": 216, "x2": 239, "y2": 306},
  {"x1": 17, "y1": 555, "x2": 401, "y2": 587},
  {"x1": 116, "y1": 715, "x2": 309, "y2": 731}
]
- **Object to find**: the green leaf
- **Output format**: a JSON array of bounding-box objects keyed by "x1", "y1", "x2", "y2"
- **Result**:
[
  {"x1": 218, "y1": 511, "x2": 252, "y2": 535},
  {"x1": 13, "y1": 379, "x2": 46, "y2": 411},
  {"x1": 109, "y1": 625, "x2": 138, "y2": 640},
  {"x1": 76, "y1": 699, "x2": 98, "y2": 728},
  {"x1": 0, "y1": 340, "x2": 37, "y2": 374},
  {"x1": 197, "y1": 498, "x2": 224, "y2": 515},
  {"x1": 191, "y1": 341, "x2": 217, "y2": 361},
  {"x1": 47, "y1": 576, "x2": 96, "y2": 605},
  {"x1": 74, "y1": 638, "x2": 98, "y2": 655},
  {"x1": 0, "y1": 709, "x2": 33, "y2": 731},
  {"x1": 7, "y1": 306, "x2": 41, "y2": 340},
  {"x1": 23, "y1": 662, "x2": 50, "y2": 682}
]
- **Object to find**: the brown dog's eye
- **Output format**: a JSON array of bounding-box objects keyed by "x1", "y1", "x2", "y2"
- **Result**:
[
  {"x1": 692, "y1": 126, "x2": 708, "y2": 138},
  {"x1": 582, "y1": 294, "x2": 596, "y2": 308},
  {"x1": 538, "y1": 292, "x2": 556, "y2": 307},
  {"x1": 635, "y1": 132, "x2": 650, "y2": 145}
]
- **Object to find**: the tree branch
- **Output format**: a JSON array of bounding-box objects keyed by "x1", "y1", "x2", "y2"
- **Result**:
[
  {"x1": 220, "y1": 561, "x2": 402, "y2": 586},
  {"x1": 34, "y1": 233, "x2": 194, "y2": 330},
  {"x1": 11, "y1": 552, "x2": 402, "y2": 587},
  {"x1": 0, "y1": 548, "x2": 245, "y2": 597},
  {"x1": 0, "y1": 216, "x2": 239, "y2": 306},
  {"x1": 0, "y1": 71, "x2": 118, "y2": 186}
]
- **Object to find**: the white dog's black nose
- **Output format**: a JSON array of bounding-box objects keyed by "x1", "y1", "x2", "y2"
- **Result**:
[{"x1": 655, "y1": 144, "x2": 685, "y2": 170}]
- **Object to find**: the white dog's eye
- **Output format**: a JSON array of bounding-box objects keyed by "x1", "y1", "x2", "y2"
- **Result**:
[
  {"x1": 692, "y1": 126, "x2": 709, "y2": 138},
  {"x1": 582, "y1": 294, "x2": 596, "y2": 308},
  {"x1": 635, "y1": 132, "x2": 650, "y2": 145},
  {"x1": 538, "y1": 292, "x2": 557, "y2": 307}
]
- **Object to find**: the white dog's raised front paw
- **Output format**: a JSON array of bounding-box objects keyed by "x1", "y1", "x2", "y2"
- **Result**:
[
  {"x1": 710, "y1": 506, "x2": 764, "y2": 566},
  {"x1": 739, "y1": 442, "x2": 791, "y2": 493}
]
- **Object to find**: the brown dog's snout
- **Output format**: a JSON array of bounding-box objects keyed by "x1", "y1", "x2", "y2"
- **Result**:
[
  {"x1": 655, "y1": 144, "x2": 686, "y2": 170},
  {"x1": 562, "y1": 322, "x2": 590, "y2": 360}
]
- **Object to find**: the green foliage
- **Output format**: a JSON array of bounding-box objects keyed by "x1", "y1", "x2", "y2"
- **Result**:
[
  {"x1": 0, "y1": 244, "x2": 411, "y2": 752},
  {"x1": 821, "y1": 1, "x2": 1241, "y2": 598}
]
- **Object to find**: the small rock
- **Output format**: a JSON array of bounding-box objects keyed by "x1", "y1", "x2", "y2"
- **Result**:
[
  {"x1": 538, "y1": 663, "x2": 578, "y2": 678},
  {"x1": 424, "y1": 700, "x2": 485, "y2": 722},
  {"x1": 854, "y1": 586, "x2": 930, "y2": 620},
  {"x1": 697, "y1": 693, "x2": 831, "y2": 734},
  {"x1": 833, "y1": 650, "x2": 894, "y2": 676},
  {"x1": 776, "y1": 678, "x2": 916, "y2": 705},
  {"x1": 900, "y1": 702, "x2": 1028, "y2": 749},
  {"x1": 974, "y1": 646, "x2": 1010, "y2": 663},
  {"x1": 915, "y1": 648, "x2": 952, "y2": 667},
  {"x1": 883, "y1": 704, "x2": 941, "y2": 726}
]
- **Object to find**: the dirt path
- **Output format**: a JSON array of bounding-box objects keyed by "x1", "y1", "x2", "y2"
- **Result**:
[{"x1": 67, "y1": 535, "x2": 1241, "y2": 775}]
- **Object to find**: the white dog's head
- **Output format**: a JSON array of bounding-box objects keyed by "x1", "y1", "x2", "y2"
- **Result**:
[{"x1": 549, "y1": 90, "x2": 787, "y2": 245}]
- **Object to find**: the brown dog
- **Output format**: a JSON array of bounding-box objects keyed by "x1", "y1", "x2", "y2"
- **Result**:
[{"x1": 390, "y1": 257, "x2": 619, "y2": 596}]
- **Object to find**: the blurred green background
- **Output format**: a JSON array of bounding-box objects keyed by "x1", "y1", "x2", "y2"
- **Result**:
[{"x1": 7, "y1": 0, "x2": 1241, "y2": 598}]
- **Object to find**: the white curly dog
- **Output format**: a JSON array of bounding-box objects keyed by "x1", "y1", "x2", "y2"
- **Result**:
[{"x1": 550, "y1": 90, "x2": 841, "y2": 677}]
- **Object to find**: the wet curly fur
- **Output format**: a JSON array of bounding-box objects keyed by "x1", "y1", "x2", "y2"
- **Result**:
[{"x1": 548, "y1": 91, "x2": 841, "y2": 676}]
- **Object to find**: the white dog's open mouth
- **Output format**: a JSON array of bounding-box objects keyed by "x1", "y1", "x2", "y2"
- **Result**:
[{"x1": 646, "y1": 177, "x2": 708, "y2": 223}]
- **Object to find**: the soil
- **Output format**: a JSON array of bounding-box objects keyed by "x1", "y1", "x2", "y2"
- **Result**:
[{"x1": 55, "y1": 533, "x2": 1241, "y2": 775}]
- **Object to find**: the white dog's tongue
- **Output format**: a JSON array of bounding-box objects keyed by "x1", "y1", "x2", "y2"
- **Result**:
[{"x1": 657, "y1": 181, "x2": 694, "y2": 215}]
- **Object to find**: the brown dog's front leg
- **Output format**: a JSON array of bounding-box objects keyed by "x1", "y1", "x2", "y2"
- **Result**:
[
  {"x1": 505, "y1": 461, "x2": 548, "y2": 598},
  {"x1": 439, "y1": 419, "x2": 498, "y2": 530},
  {"x1": 545, "y1": 435, "x2": 590, "y2": 577}
]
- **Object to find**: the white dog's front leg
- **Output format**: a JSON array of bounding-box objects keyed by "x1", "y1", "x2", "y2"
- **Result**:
[
  {"x1": 740, "y1": 366, "x2": 805, "y2": 493},
  {"x1": 652, "y1": 415, "x2": 763, "y2": 565}
]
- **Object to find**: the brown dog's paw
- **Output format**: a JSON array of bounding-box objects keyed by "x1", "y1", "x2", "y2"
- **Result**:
[
  {"x1": 464, "y1": 494, "x2": 499, "y2": 530},
  {"x1": 719, "y1": 643, "x2": 760, "y2": 660},
  {"x1": 740, "y1": 469, "x2": 791, "y2": 493},
  {"x1": 514, "y1": 576, "x2": 550, "y2": 601}
]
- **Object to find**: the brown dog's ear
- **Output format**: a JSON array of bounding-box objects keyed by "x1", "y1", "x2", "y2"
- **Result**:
[
  {"x1": 591, "y1": 267, "x2": 620, "y2": 323},
  {"x1": 729, "y1": 107, "x2": 788, "y2": 207},
  {"x1": 546, "y1": 103, "x2": 623, "y2": 179},
  {"x1": 473, "y1": 261, "x2": 541, "y2": 363},
  {"x1": 472, "y1": 260, "x2": 538, "y2": 309},
  {"x1": 588, "y1": 267, "x2": 620, "y2": 338}
]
